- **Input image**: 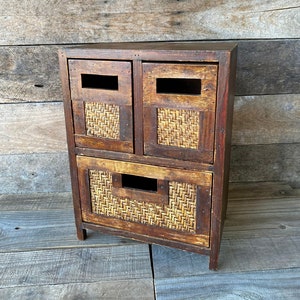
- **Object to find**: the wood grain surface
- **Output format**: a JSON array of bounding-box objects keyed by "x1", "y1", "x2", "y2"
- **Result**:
[
  {"x1": 0, "y1": 40, "x2": 299, "y2": 104},
  {"x1": 0, "y1": 2, "x2": 299, "y2": 297},
  {"x1": 230, "y1": 143, "x2": 300, "y2": 186},
  {"x1": 1, "y1": 144, "x2": 299, "y2": 194},
  {"x1": 0, "y1": 102, "x2": 67, "y2": 154},
  {"x1": 154, "y1": 268, "x2": 300, "y2": 300},
  {"x1": 0, "y1": 1, "x2": 299, "y2": 45},
  {"x1": 0, "y1": 280, "x2": 155, "y2": 300},
  {"x1": 0, "y1": 209, "x2": 137, "y2": 252},
  {"x1": 0, "y1": 46, "x2": 62, "y2": 103},
  {"x1": 0, "y1": 152, "x2": 71, "y2": 194},
  {"x1": 0, "y1": 245, "x2": 152, "y2": 287},
  {"x1": 1, "y1": 182, "x2": 299, "y2": 299},
  {"x1": 1, "y1": 95, "x2": 298, "y2": 157},
  {"x1": 232, "y1": 94, "x2": 300, "y2": 145},
  {"x1": 0, "y1": 2, "x2": 299, "y2": 191},
  {"x1": 152, "y1": 182, "x2": 300, "y2": 298}
]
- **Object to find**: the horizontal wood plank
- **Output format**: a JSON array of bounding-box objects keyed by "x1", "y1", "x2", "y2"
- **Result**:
[
  {"x1": 152, "y1": 235, "x2": 300, "y2": 276},
  {"x1": 0, "y1": 182, "x2": 299, "y2": 297},
  {"x1": 1, "y1": 142, "x2": 300, "y2": 194},
  {"x1": 232, "y1": 94, "x2": 300, "y2": 145},
  {"x1": 155, "y1": 268, "x2": 300, "y2": 300},
  {"x1": 0, "y1": 45, "x2": 62, "y2": 103},
  {"x1": 224, "y1": 199, "x2": 300, "y2": 239},
  {"x1": 0, "y1": 1, "x2": 299, "y2": 45},
  {"x1": 1, "y1": 0, "x2": 299, "y2": 16},
  {"x1": 152, "y1": 234, "x2": 300, "y2": 275},
  {"x1": 0, "y1": 209, "x2": 137, "y2": 252},
  {"x1": 0, "y1": 102, "x2": 67, "y2": 154},
  {"x1": 0, "y1": 94, "x2": 299, "y2": 157},
  {"x1": 0, "y1": 41, "x2": 298, "y2": 102},
  {"x1": 0, "y1": 192, "x2": 73, "y2": 211},
  {"x1": 236, "y1": 39, "x2": 300, "y2": 95},
  {"x1": 230, "y1": 143, "x2": 300, "y2": 186},
  {"x1": 0, "y1": 41, "x2": 299, "y2": 104},
  {"x1": 1, "y1": 0, "x2": 298, "y2": 15},
  {"x1": 0, "y1": 280, "x2": 154, "y2": 300},
  {"x1": 152, "y1": 184, "x2": 300, "y2": 276},
  {"x1": 0, "y1": 245, "x2": 152, "y2": 288},
  {"x1": 0, "y1": 152, "x2": 71, "y2": 194},
  {"x1": 229, "y1": 182, "x2": 300, "y2": 200}
]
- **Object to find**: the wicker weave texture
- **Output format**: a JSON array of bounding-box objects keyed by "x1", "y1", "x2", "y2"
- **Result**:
[
  {"x1": 85, "y1": 102, "x2": 120, "y2": 139},
  {"x1": 89, "y1": 169, "x2": 197, "y2": 233},
  {"x1": 157, "y1": 108, "x2": 199, "y2": 149}
]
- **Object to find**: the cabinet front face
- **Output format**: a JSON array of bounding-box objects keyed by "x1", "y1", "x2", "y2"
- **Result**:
[
  {"x1": 143, "y1": 63, "x2": 218, "y2": 163},
  {"x1": 77, "y1": 156, "x2": 212, "y2": 247},
  {"x1": 68, "y1": 60, "x2": 133, "y2": 153}
]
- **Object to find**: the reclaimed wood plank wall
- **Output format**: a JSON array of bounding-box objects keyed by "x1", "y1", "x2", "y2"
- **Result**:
[{"x1": 0, "y1": 1, "x2": 299, "y2": 193}]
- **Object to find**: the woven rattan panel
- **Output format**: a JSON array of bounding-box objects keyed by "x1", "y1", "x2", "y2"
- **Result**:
[
  {"x1": 85, "y1": 102, "x2": 120, "y2": 139},
  {"x1": 89, "y1": 169, "x2": 197, "y2": 233},
  {"x1": 157, "y1": 108, "x2": 199, "y2": 149}
]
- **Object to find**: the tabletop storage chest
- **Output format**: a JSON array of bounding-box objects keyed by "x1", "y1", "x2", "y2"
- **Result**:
[{"x1": 59, "y1": 42, "x2": 237, "y2": 270}]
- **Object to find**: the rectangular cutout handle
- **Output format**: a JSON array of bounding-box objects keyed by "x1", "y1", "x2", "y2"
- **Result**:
[
  {"x1": 156, "y1": 78, "x2": 201, "y2": 95},
  {"x1": 81, "y1": 74, "x2": 119, "y2": 90},
  {"x1": 112, "y1": 173, "x2": 169, "y2": 205}
]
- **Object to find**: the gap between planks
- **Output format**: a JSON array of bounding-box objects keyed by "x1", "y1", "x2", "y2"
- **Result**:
[{"x1": 0, "y1": 182, "x2": 299, "y2": 299}]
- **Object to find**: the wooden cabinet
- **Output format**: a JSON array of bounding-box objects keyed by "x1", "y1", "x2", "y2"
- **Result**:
[{"x1": 59, "y1": 42, "x2": 237, "y2": 270}]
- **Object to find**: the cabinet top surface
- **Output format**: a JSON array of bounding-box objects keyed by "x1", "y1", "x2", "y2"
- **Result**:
[{"x1": 61, "y1": 41, "x2": 237, "y2": 58}]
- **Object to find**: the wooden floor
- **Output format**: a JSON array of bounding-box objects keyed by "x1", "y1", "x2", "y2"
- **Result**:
[{"x1": 1, "y1": 182, "x2": 300, "y2": 299}]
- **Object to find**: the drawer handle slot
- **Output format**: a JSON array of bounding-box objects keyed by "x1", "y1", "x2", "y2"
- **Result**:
[
  {"x1": 81, "y1": 74, "x2": 118, "y2": 90},
  {"x1": 112, "y1": 173, "x2": 169, "y2": 205},
  {"x1": 156, "y1": 78, "x2": 201, "y2": 95},
  {"x1": 121, "y1": 174, "x2": 157, "y2": 192}
]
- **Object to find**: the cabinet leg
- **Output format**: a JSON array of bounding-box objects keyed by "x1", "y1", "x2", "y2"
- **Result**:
[
  {"x1": 209, "y1": 255, "x2": 218, "y2": 271},
  {"x1": 77, "y1": 227, "x2": 87, "y2": 240}
]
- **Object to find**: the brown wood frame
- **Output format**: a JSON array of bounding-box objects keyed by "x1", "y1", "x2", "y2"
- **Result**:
[
  {"x1": 76, "y1": 156, "x2": 212, "y2": 248},
  {"x1": 68, "y1": 59, "x2": 134, "y2": 153},
  {"x1": 58, "y1": 42, "x2": 237, "y2": 270}
]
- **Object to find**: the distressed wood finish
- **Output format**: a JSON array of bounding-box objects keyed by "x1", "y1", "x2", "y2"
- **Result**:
[
  {"x1": 0, "y1": 210, "x2": 137, "y2": 252},
  {"x1": 1, "y1": 182, "x2": 299, "y2": 298},
  {"x1": 0, "y1": 152, "x2": 71, "y2": 194},
  {"x1": 0, "y1": 245, "x2": 152, "y2": 287},
  {"x1": 76, "y1": 156, "x2": 212, "y2": 186},
  {"x1": 1, "y1": 94, "x2": 298, "y2": 156},
  {"x1": 152, "y1": 181, "x2": 300, "y2": 298},
  {"x1": 232, "y1": 94, "x2": 300, "y2": 145},
  {"x1": 0, "y1": 7, "x2": 298, "y2": 199},
  {"x1": 0, "y1": 190, "x2": 153, "y2": 299},
  {"x1": 0, "y1": 1, "x2": 299, "y2": 45},
  {"x1": 0, "y1": 102, "x2": 67, "y2": 154},
  {"x1": 59, "y1": 42, "x2": 237, "y2": 270},
  {"x1": 0, "y1": 280, "x2": 155, "y2": 300},
  {"x1": 77, "y1": 156, "x2": 212, "y2": 248},
  {"x1": 143, "y1": 62, "x2": 217, "y2": 163},
  {"x1": 0, "y1": 40, "x2": 299, "y2": 105},
  {"x1": 154, "y1": 269, "x2": 300, "y2": 300},
  {"x1": 228, "y1": 182, "x2": 300, "y2": 200},
  {"x1": 230, "y1": 143, "x2": 300, "y2": 186},
  {"x1": 0, "y1": 45, "x2": 62, "y2": 104},
  {"x1": 1, "y1": 143, "x2": 300, "y2": 195}
]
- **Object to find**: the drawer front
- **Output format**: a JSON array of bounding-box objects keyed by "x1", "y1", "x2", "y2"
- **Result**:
[
  {"x1": 77, "y1": 156, "x2": 212, "y2": 247},
  {"x1": 68, "y1": 60, "x2": 133, "y2": 153},
  {"x1": 143, "y1": 63, "x2": 218, "y2": 163}
]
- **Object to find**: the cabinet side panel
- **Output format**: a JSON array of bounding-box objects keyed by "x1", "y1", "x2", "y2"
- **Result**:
[
  {"x1": 58, "y1": 50, "x2": 86, "y2": 240},
  {"x1": 210, "y1": 47, "x2": 237, "y2": 270}
]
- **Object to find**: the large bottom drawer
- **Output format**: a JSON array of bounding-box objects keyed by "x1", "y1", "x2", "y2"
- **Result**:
[{"x1": 77, "y1": 156, "x2": 212, "y2": 247}]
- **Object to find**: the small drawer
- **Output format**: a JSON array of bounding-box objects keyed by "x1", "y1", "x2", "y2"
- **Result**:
[
  {"x1": 68, "y1": 60, "x2": 133, "y2": 153},
  {"x1": 77, "y1": 156, "x2": 212, "y2": 247},
  {"x1": 143, "y1": 63, "x2": 218, "y2": 163}
]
